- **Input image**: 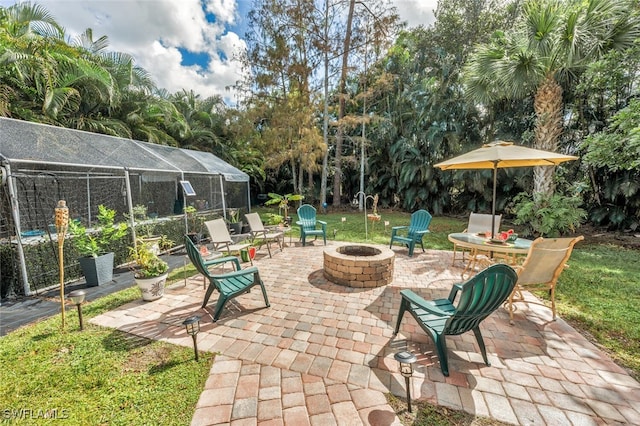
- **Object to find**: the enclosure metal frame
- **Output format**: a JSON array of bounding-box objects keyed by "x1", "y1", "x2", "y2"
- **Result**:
[{"x1": 0, "y1": 117, "x2": 250, "y2": 296}]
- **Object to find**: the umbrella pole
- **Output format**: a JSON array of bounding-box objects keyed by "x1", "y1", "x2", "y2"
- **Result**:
[{"x1": 491, "y1": 165, "x2": 497, "y2": 238}]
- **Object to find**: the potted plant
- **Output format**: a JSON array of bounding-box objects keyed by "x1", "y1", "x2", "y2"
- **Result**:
[
  {"x1": 129, "y1": 238, "x2": 169, "y2": 301},
  {"x1": 264, "y1": 193, "x2": 304, "y2": 225},
  {"x1": 226, "y1": 208, "x2": 243, "y2": 235},
  {"x1": 69, "y1": 205, "x2": 128, "y2": 286},
  {"x1": 367, "y1": 194, "x2": 381, "y2": 222},
  {"x1": 184, "y1": 206, "x2": 204, "y2": 243}
]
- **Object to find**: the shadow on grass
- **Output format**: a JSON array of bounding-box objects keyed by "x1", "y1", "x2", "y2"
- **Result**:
[{"x1": 103, "y1": 329, "x2": 153, "y2": 352}]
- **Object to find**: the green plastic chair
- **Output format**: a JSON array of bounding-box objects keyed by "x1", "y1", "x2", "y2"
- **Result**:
[
  {"x1": 389, "y1": 209, "x2": 432, "y2": 256},
  {"x1": 394, "y1": 263, "x2": 518, "y2": 376},
  {"x1": 296, "y1": 204, "x2": 327, "y2": 246},
  {"x1": 184, "y1": 236, "x2": 270, "y2": 321}
]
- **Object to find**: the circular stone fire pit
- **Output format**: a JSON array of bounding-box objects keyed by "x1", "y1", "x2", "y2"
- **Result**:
[{"x1": 323, "y1": 244, "x2": 395, "y2": 288}]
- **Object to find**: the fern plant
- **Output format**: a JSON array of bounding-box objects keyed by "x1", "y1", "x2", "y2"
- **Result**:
[{"x1": 510, "y1": 192, "x2": 587, "y2": 237}]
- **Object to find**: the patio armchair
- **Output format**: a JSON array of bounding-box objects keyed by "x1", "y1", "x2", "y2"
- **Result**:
[
  {"x1": 389, "y1": 209, "x2": 432, "y2": 256},
  {"x1": 394, "y1": 263, "x2": 518, "y2": 376},
  {"x1": 507, "y1": 235, "x2": 584, "y2": 323},
  {"x1": 204, "y1": 219, "x2": 252, "y2": 264},
  {"x1": 451, "y1": 213, "x2": 502, "y2": 265},
  {"x1": 184, "y1": 235, "x2": 269, "y2": 322},
  {"x1": 296, "y1": 204, "x2": 327, "y2": 246},
  {"x1": 245, "y1": 212, "x2": 284, "y2": 258}
]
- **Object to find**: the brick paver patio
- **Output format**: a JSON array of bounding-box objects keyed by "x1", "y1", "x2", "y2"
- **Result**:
[{"x1": 91, "y1": 242, "x2": 640, "y2": 425}]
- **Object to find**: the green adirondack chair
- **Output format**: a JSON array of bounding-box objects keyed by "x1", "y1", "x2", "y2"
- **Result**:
[
  {"x1": 389, "y1": 209, "x2": 432, "y2": 256},
  {"x1": 296, "y1": 204, "x2": 327, "y2": 246},
  {"x1": 184, "y1": 236, "x2": 270, "y2": 321},
  {"x1": 394, "y1": 263, "x2": 518, "y2": 376}
]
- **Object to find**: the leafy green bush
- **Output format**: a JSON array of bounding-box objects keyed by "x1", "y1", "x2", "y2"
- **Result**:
[
  {"x1": 128, "y1": 239, "x2": 169, "y2": 278},
  {"x1": 69, "y1": 205, "x2": 128, "y2": 257},
  {"x1": 262, "y1": 212, "x2": 284, "y2": 225},
  {"x1": 510, "y1": 192, "x2": 587, "y2": 237}
]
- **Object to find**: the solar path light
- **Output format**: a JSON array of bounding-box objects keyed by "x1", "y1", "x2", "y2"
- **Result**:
[
  {"x1": 67, "y1": 290, "x2": 86, "y2": 330},
  {"x1": 394, "y1": 351, "x2": 418, "y2": 413},
  {"x1": 182, "y1": 316, "x2": 201, "y2": 361}
]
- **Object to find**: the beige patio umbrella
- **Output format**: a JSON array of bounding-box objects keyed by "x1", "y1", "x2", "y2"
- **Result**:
[{"x1": 434, "y1": 141, "x2": 578, "y2": 237}]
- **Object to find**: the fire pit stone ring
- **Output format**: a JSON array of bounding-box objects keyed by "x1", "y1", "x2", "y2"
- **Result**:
[{"x1": 323, "y1": 244, "x2": 395, "y2": 288}]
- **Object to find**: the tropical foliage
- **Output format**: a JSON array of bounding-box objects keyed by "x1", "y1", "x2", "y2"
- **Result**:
[
  {"x1": 1, "y1": 0, "x2": 640, "y2": 233},
  {"x1": 464, "y1": 0, "x2": 640, "y2": 198}
]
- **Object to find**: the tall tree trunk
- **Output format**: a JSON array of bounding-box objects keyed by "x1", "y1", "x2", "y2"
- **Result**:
[
  {"x1": 332, "y1": 0, "x2": 355, "y2": 206},
  {"x1": 298, "y1": 161, "x2": 304, "y2": 196},
  {"x1": 291, "y1": 158, "x2": 298, "y2": 194},
  {"x1": 533, "y1": 74, "x2": 563, "y2": 196},
  {"x1": 320, "y1": 0, "x2": 330, "y2": 207}
]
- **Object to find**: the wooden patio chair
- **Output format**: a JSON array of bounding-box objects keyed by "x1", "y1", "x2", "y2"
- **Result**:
[
  {"x1": 394, "y1": 263, "x2": 518, "y2": 376},
  {"x1": 184, "y1": 236, "x2": 269, "y2": 322},
  {"x1": 245, "y1": 212, "x2": 284, "y2": 258},
  {"x1": 451, "y1": 213, "x2": 502, "y2": 265},
  {"x1": 507, "y1": 235, "x2": 584, "y2": 323},
  {"x1": 296, "y1": 204, "x2": 326, "y2": 246},
  {"x1": 389, "y1": 209, "x2": 432, "y2": 256}
]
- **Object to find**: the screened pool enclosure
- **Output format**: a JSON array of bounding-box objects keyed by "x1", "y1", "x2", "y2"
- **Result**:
[{"x1": 0, "y1": 117, "x2": 250, "y2": 297}]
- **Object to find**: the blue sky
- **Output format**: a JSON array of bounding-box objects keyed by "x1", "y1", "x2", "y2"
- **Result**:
[{"x1": 2, "y1": 0, "x2": 435, "y2": 104}]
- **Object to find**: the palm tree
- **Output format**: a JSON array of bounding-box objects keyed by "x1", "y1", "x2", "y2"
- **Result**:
[{"x1": 464, "y1": 0, "x2": 640, "y2": 196}]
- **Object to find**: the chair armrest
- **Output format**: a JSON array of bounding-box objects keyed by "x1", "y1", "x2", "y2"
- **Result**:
[
  {"x1": 318, "y1": 220, "x2": 327, "y2": 231},
  {"x1": 204, "y1": 255, "x2": 240, "y2": 271},
  {"x1": 391, "y1": 225, "x2": 407, "y2": 238},
  {"x1": 212, "y1": 266, "x2": 259, "y2": 280},
  {"x1": 400, "y1": 289, "x2": 453, "y2": 317},
  {"x1": 447, "y1": 283, "x2": 464, "y2": 302}
]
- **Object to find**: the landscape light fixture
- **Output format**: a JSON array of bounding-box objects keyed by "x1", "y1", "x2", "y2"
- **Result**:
[
  {"x1": 67, "y1": 290, "x2": 86, "y2": 330},
  {"x1": 394, "y1": 351, "x2": 418, "y2": 413},
  {"x1": 182, "y1": 316, "x2": 201, "y2": 361}
]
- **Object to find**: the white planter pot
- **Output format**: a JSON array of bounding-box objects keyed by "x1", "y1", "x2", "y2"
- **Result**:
[{"x1": 135, "y1": 273, "x2": 168, "y2": 301}]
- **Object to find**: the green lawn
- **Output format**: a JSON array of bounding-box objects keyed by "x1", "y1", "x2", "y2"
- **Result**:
[
  {"x1": 0, "y1": 284, "x2": 213, "y2": 425},
  {"x1": 1, "y1": 209, "x2": 638, "y2": 425}
]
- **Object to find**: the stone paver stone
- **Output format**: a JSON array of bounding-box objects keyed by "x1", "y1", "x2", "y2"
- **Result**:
[{"x1": 84, "y1": 244, "x2": 640, "y2": 426}]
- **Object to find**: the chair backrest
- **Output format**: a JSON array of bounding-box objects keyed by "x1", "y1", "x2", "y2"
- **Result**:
[
  {"x1": 446, "y1": 263, "x2": 518, "y2": 335},
  {"x1": 205, "y1": 218, "x2": 232, "y2": 244},
  {"x1": 184, "y1": 235, "x2": 212, "y2": 279},
  {"x1": 297, "y1": 204, "x2": 317, "y2": 230},
  {"x1": 466, "y1": 213, "x2": 502, "y2": 234},
  {"x1": 245, "y1": 213, "x2": 265, "y2": 233},
  {"x1": 516, "y1": 236, "x2": 584, "y2": 286},
  {"x1": 408, "y1": 210, "x2": 432, "y2": 237}
]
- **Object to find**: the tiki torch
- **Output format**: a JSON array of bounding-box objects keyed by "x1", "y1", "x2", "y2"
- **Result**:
[{"x1": 55, "y1": 200, "x2": 69, "y2": 329}]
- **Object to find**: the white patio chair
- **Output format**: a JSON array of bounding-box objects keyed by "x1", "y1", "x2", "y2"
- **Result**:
[
  {"x1": 204, "y1": 219, "x2": 252, "y2": 264},
  {"x1": 245, "y1": 213, "x2": 284, "y2": 258},
  {"x1": 451, "y1": 212, "x2": 501, "y2": 265}
]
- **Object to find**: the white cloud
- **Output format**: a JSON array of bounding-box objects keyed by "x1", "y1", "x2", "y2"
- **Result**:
[
  {"x1": 15, "y1": 0, "x2": 248, "y2": 103},
  {"x1": 394, "y1": 0, "x2": 438, "y2": 28},
  {"x1": 1, "y1": 0, "x2": 435, "y2": 104}
]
